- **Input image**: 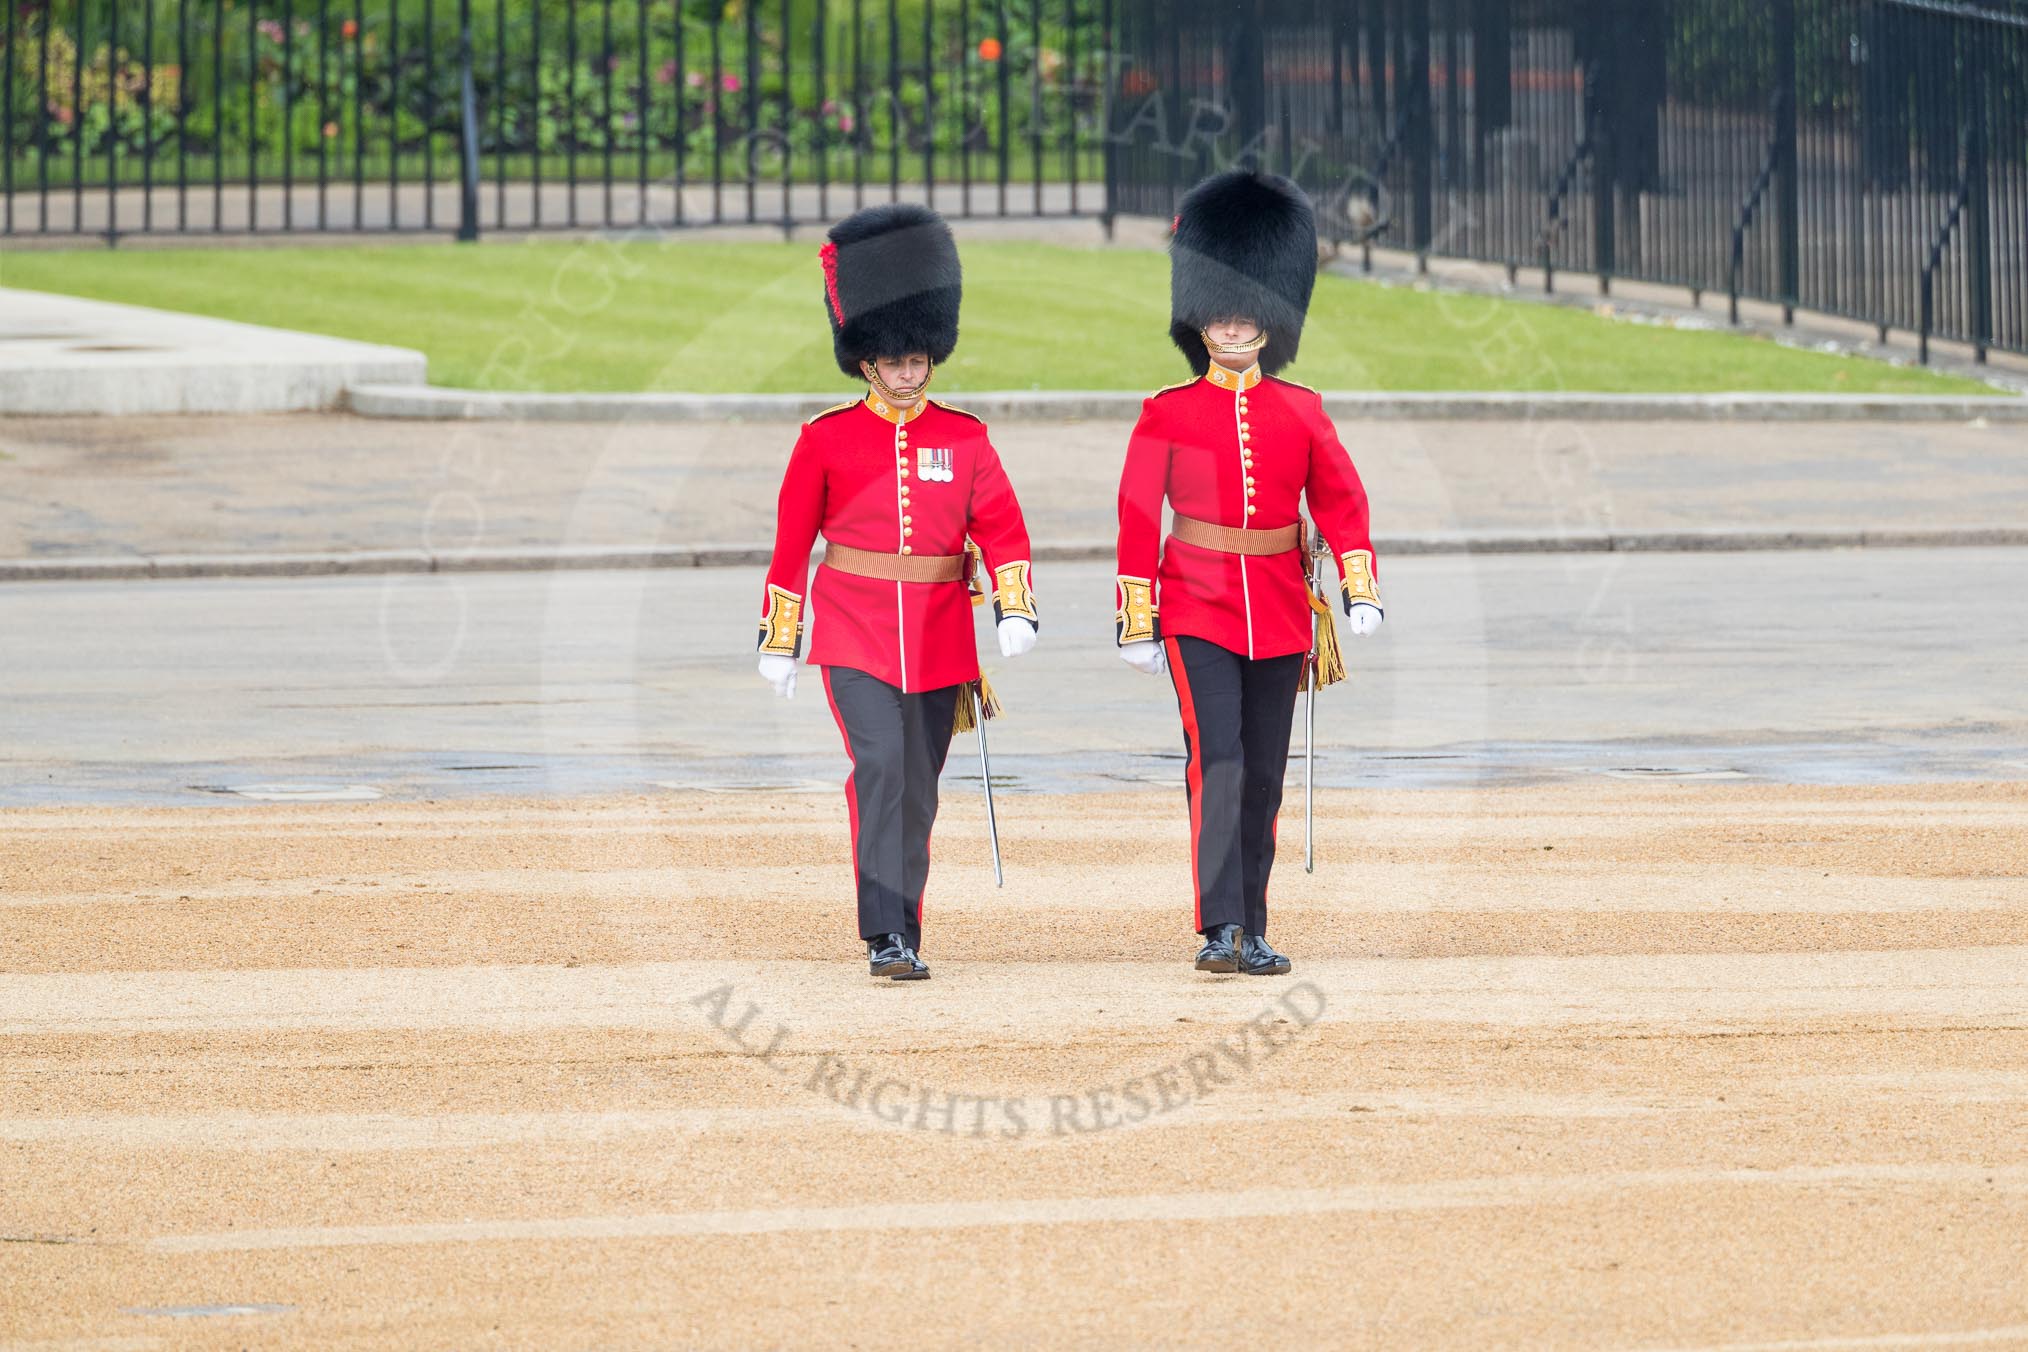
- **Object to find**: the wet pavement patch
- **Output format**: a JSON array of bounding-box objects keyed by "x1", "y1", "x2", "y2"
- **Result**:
[
  {"x1": 1605, "y1": 767, "x2": 1751, "y2": 779},
  {"x1": 193, "y1": 783, "x2": 386, "y2": 802},
  {"x1": 7, "y1": 733, "x2": 2025, "y2": 809},
  {"x1": 654, "y1": 778, "x2": 834, "y2": 793}
]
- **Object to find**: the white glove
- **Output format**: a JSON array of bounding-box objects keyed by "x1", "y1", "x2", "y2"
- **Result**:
[
  {"x1": 757, "y1": 653, "x2": 798, "y2": 698},
  {"x1": 1346, "y1": 603, "x2": 1383, "y2": 637},
  {"x1": 997, "y1": 616, "x2": 1037, "y2": 658},
  {"x1": 1119, "y1": 640, "x2": 1167, "y2": 676}
]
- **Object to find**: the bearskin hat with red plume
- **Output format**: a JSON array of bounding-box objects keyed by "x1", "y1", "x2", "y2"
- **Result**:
[
  {"x1": 818, "y1": 204, "x2": 962, "y2": 378},
  {"x1": 1168, "y1": 169, "x2": 1317, "y2": 376}
]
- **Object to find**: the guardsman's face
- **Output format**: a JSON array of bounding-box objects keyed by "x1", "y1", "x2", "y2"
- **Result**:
[
  {"x1": 868, "y1": 352, "x2": 931, "y2": 399},
  {"x1": 1206, "y1": 315, "x2": 1260, "y2": 348},
  {"x1": 1204, "y1": 315, "x2": 1262, "y2": 371}
]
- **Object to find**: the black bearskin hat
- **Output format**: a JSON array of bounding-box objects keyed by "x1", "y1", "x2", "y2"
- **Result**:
[
  {"x1": 1168, "y1": 169, "x2": 1317, "y2": 376},
  {"x1": 819, "y1": 203, "x2": 962, "y2": 378}
]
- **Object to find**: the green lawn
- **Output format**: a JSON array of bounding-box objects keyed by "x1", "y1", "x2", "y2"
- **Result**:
[{"x1": 0, "y1": 238, "x2": 1991, "y2": 395}]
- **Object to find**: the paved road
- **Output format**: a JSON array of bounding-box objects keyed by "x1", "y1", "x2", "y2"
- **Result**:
[
  {"x1": 4, "y1": 548, "x2": 2025, "y2": 805},
  {"x1": 5, "y1": 412, "x2": 2027, "y2": 562}
]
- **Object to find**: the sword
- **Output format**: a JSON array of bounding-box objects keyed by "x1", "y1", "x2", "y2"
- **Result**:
[
  {"x1": 1304, "y1": 519, "x2": 1323, "y2": 873},
  {"x1": 974, "y1": 684, "x2": 1005, "y2": 887}
]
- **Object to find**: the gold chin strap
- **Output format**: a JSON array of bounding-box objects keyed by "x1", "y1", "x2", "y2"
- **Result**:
[
  {"x1": 1200, "y1": 327, "x2": 1269, "y2": 357},
  {"x1": 861, "y1": 358, "x2": 934, "y2": 407}
]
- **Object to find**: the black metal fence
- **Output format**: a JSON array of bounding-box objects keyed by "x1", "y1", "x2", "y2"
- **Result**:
[
  {"x1": 0, "y1": 0, "x2": 1111, "y2": 238},
  {"x1": 7, "y1": 0, "x2": 2026, "y2": 361},
  {"x1": 1109, "y1": 0, "x2": 2028, "y2": 360}
]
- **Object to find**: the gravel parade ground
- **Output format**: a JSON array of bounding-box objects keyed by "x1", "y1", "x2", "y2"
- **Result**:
[{"x1": 4, "y1": 782, "x2": 2025, "y2": 1348}]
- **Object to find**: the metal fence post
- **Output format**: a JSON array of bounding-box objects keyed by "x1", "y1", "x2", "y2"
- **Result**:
[
  {"x1": 1229, "y1": 0, "x2": 1266, "y2": 167},
  {"x1": 1405, "y1": 0, "x2": 1432, "y2": 265},
  {"x1": 1099, "y1": 0, "x2": 1116, "y2": 238},
  {"x1": 1773, "y1": 0, "x2": 1798, "y2": 324},
  {"x1": 457, "y1": 0, "x2": 481, "y2": 242},
  {"x1": 1966, "y1": 57, "x2": 1992, "y2": 362},
  {"x1": 1587, "y1": 1, "x2": 1615, "y2": 294}
]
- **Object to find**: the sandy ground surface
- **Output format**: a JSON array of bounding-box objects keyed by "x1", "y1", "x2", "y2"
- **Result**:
[
  {"x1": 5, "y1": 413, "x2": 2028, "y2": 560},
  {"x1": 4, "y1": 782, "x2": 2026, "y2": 1348}
]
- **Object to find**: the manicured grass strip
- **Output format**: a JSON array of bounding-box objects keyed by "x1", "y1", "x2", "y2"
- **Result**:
[{"x1": 1, "y1": 239, "x2": 1991, "y2": 395}]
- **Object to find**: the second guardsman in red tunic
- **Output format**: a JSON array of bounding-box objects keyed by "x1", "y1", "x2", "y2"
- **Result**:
[
  {"x1": 1114, "y1": 169, "x2": 1384, "y2": 976},
  {"x1": 756, "y1": 203, "x2": 1038, "y2": 981}
]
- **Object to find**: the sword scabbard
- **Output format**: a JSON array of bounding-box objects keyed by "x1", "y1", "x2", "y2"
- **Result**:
[{"x1": 974, "y1": 685, "x2": 1005, "y2": 888}]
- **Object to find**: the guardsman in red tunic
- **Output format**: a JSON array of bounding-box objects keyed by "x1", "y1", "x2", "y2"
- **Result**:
[
  {"x1": 1114, "y1": 169, "x2": 1384, "y2": 976},
  {"x1": 756, "y1": 203, "x2": 1039, "y2": 981}
]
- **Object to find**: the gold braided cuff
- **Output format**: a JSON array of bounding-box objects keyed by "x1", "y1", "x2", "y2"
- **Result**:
[
  {"x1": 756, "y1": 584, "x2": 805, "y2": 657},
  {"x1": 1115, "y1": 576, "x2": 1158, "y2": 645},
  {"x1": 992, "y1": 560, "x2": 1037, "y2": 624},
  {"x1": 1339, "y1": 549, "x2": 1381, "y2": 612}
]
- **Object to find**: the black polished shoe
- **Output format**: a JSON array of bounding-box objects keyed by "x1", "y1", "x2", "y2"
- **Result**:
[
  {"x1": 1239, "y1": 932, "x2": 1293, "y2": 976},
  {"x1": 1194, "y1": 923, "x2": 1241, "y2": 973},
  {"x1": 890, "y1": 943, "x2": 931, "y2": 981},
  {"x1": 868, "y1": 933, "x2": 913, "y2": 978}
]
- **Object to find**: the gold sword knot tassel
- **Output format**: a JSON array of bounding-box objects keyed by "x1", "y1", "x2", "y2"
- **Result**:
[{"x1": 1308, "y1": 590, "x2": 1347, "y2": 690}]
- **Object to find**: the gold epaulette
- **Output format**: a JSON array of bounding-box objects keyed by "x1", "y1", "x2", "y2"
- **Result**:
[
  {"x1": 805, "y1": 398, "x2": 859, "y2": 424},
  {"x1": 1146, "y1": 378, "x2": 1197, "y2": 400},
  {"x1": 1267, "y1": 374, "x2": 1319, "y2": 395},
  {"x1": 930, "y1": 398, "x2": 984, "y2": 423}
]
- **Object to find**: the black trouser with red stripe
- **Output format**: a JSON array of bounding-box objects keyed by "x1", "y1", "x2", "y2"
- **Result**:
[
  {"x1": 1165, "y1": 635, "x2": 1307, "y2": 936},
  {"x1": 821, "y1": 666, "x2": 961, "y2": 951}
]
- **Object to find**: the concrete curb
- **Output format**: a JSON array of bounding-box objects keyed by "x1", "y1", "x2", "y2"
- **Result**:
[
  {"x1": 3, "y1": 354, "x2": 429, "y2": 416},
  {"x1": 0, "y1": 288, "x2": 428, "y2": 415},
  {"x1": 8, "y1": 526, "x2": 2026, "y2": 583},
  {"x1": 343, "y1": 383, "x2": 2028, "y2": 423}
]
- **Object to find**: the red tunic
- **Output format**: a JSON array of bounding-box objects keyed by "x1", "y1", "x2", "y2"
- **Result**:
[
  {"x1": 761, "y1": 392, "x2": 1035, "y2": 693},
  {"x1": 1115, "y1": 362, "x2": 1378, "y2": 660}
]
